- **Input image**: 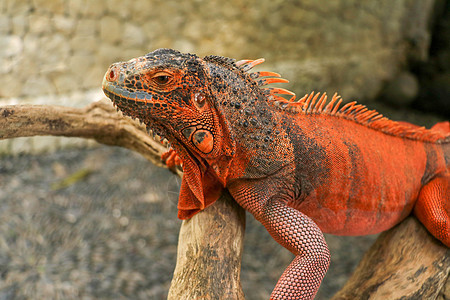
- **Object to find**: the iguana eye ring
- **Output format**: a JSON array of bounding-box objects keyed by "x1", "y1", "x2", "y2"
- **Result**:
[{"x1": 152, "y1": 72, "x2": 172, "y2": 85}]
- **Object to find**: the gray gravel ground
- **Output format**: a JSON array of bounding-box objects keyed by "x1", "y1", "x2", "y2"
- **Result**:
[{"x1": 0, "y1": 146, "x2": 376, "y2": 299}]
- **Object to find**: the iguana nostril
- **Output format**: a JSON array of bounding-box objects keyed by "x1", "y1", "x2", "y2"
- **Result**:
[{"x1": 106, "y1": 67, "x2": 118, "y2": 82}]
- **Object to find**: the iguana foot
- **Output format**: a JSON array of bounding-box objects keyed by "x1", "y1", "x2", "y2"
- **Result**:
[{"x1": 161, "y1": 149, "x2": 182, "y2": 169}]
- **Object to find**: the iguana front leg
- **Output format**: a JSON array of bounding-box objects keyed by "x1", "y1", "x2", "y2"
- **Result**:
[
  {"x1": 261, "y1": 199, "x2": 330, "y2": 299},
  {"x1": 230, "y1": 184, "x2": 330, "y2": 299}
]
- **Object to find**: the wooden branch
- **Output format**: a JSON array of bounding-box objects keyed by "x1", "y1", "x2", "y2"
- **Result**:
[
  {"x1": 0, "y1": 100, "x2": 168, "y2": 169},
  {"x1": 168, "y1": 189, "x2": 246, "y2": 300},
  {"x1": 0, "y1": 100, "x2": 245, "y2": 297},
  {"x1": 333, "y1": 217, "x2": 450, "y2": 299}
]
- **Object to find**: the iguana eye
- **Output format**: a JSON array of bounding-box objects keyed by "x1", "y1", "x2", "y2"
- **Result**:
[
  {"x1": 152, "y1": 72, "x2": 172, "y2": 85},
  {"x1": 194, "y1": 92, "x2": 206, "y2": 108}
]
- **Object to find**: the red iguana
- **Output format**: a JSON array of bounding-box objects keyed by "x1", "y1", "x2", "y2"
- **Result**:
[{"x1": 102, "y1": 48, "x2": 450, "y2": 299}]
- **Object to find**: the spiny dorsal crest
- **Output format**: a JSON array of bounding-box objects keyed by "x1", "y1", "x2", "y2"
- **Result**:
[
  {"x1": 204, "y1": 55, "x2": 237, "y2": 70},
  {"x1": 273, "y1": 91, "x2": 449, "y2": 143},
  {"x1": 204, "y1": 55, "x2": 294, "y2": 95},
  {"x1": 203, "y1": 55, "x2": 292, "y2": 86},
  {"x1": 208, "y1": 56, "x2": 449, "y2": 144}
]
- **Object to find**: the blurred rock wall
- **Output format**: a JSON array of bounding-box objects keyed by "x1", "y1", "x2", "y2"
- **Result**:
[{"x1": 0, "y1": 0, "x2": 440, "y2": 154}]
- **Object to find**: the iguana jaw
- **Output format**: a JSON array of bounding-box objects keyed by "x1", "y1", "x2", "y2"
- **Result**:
[{"x1": 103, "y1": 77, "x2": 166, "y2": 139}]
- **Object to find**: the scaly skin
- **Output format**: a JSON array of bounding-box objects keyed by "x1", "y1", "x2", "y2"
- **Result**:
[{"x1": 102, "y1": 48, "x2": 450, "y2": 299}]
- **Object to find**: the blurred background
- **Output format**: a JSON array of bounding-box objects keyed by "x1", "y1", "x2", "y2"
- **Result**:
[{"x1": 0, "y1": 0, "x2": 449, "y2": 299}]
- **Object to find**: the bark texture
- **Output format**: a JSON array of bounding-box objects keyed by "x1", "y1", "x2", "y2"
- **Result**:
[
  {"x1": 333, "y1": 217, "x2": 449, "y2": 300},
  {"x1": 0, "y1": 100, "x2": 168, "y2": 170},
  {"x1": 168, "y1": 190, "x2": 246, "y2": 300}
]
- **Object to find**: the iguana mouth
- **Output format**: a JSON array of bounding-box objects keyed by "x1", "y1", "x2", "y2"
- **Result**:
[
  {"x1": 103, "y1": 74, "x2": 166, "y2": 138},
  {"x1": 103, "y1": 71, "x2": 155, "y2": 110},
  {"x1": 103, "y1": 83, "x2": 153, "y2": 105}
]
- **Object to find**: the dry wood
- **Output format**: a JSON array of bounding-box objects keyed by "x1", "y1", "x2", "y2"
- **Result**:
[
  {"x1": 168, "y1": 189, "x2": 246, "y2": 300},
  {"x1": 0, "y1": 100, "x2": 171, "y2": 170},
  {"x1": 1, "y1": 101, "x2": 448, "y2": 299},
  {"x1": 333, "y1": 217, "x2": 450, "y2": 300}
]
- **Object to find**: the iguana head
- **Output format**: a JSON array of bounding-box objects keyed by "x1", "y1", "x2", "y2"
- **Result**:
[{"x1": 102, "y1": 48, "x2": 293, "y2": 218}]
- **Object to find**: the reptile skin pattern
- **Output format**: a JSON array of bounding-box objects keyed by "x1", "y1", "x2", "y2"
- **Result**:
[{"x1": 102, "y1": 49, "x2": 450, "y2": 299}]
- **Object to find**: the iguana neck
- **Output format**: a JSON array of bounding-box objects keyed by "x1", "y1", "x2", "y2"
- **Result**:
[{"x1": 205, "y1": 62, "x2": 290, "y2": 180}]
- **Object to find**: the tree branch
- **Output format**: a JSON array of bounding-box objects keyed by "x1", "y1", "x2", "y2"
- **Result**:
[
  {"x1": 168, "y1": 189, "x2": 246, "y2": 300},
  {"x1": 333, "y1": 217, "x2": 449, "y2": 299},
  {"x1": 0, "y1": 100, "x2": 168, "y2": 169}
]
